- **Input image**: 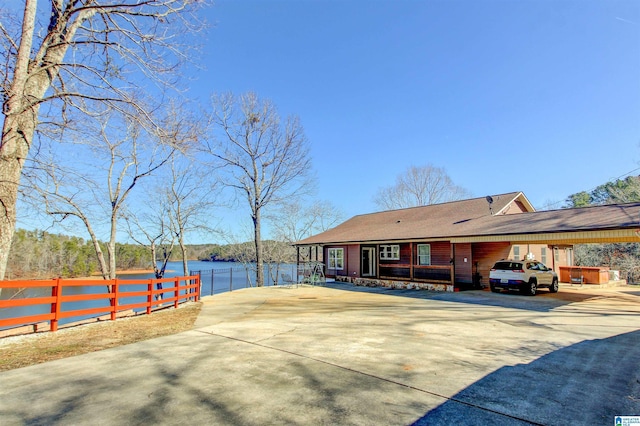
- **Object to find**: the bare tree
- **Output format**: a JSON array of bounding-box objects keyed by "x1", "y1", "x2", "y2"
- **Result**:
[
  {"x1": 205, "y1": 92, "x2": 312, "y2": 286},
  {"x1": 165, "y1": 155, "x2": 221, "y2": 276},
  {"x1": 23, "y1": 107, "x2": 184, "y2": 280},
  {"x1": 125, "y1": 200, "x2": 176, "y2": 280},
  {"x1": 0, "y1": 0, "x2": 205, "y2": 280},
  {"x1": 373, "y1": 164, "x2": 472, "y2": 210},
  {"x1": 268, "y1": 200, "x2": 344, "y2": 244},
  {"x1": 262, "y1": 197, "x2": 343, "y2": 285}
]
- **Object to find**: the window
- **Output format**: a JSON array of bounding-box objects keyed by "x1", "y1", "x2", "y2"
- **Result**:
[
  {"x1": 417, "y1": 244, "x2": 431, "y2": 265},
  {"x1": 513, "y1": 245, "x2": 520, "y2": 260},
  {"x1": 327, "y1": 248, "x2": 344, "y2": 270},
  {"x1": 379, "y1": 245, "x2": 400, "y2": 260},
  {"x1": 541, "y1": 247, "x2": 547, "y2": 264}
]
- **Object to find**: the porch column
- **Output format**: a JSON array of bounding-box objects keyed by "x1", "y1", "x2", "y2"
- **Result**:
[
  {"x1": 450, "y1": 243, "x2": 455, "y2": 288},
  {"x1": 296, "y1": 246, "x2": 300, "y2": 280},
  {"x1": 410, "y1": 242, "x2": 414, "y2": 280}
]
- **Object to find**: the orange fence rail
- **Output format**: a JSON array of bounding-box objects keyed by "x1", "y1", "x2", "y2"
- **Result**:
[{"x1": 0, "y1": 275, "x2": 200, "y2": 332}]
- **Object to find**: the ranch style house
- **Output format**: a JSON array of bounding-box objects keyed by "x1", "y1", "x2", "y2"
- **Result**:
[{"x1": 294, "y1": 192, "x2": 640, "y2": 291}]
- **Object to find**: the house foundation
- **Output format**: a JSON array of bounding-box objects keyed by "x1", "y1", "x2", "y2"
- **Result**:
[{"x1": 335, "y1": 275, "x2": 454, "y2": 292}]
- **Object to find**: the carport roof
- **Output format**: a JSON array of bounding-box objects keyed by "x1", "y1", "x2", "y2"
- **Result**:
[{"x1": 295, "y1": 192, "x2": 640, "y2": 246}]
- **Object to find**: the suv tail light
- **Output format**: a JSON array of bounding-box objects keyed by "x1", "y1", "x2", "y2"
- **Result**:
[{"x1": 513, "y1": 269, "x2": 524, "y2": 273}]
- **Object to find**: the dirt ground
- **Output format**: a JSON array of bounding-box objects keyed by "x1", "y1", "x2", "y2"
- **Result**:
[{"x1": 0, "y1": 302, "x2": 201, "y2": 372}]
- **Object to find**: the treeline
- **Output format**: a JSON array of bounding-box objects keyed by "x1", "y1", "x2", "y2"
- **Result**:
[
  {"x1": 205, "y1": 241, "x2": 296, "y2": 264},
  {"x1": 5, "y1": 229, "x2": 296, "y2": 280},
  {"x1": 6, "y1": 229, "x2": 151, "y2": 279}
]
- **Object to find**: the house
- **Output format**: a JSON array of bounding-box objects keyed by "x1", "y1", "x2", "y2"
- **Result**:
[{"x1": 294, "y1": 192, "x2": 640, "y2": 291}]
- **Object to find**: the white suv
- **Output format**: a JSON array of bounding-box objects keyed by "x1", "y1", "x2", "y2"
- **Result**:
[{"x1": 489, "y1": 259, "x2": 559, "y2": 296}]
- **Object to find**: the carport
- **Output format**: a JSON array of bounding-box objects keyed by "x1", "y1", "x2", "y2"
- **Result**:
[{"x1": 451, "y1": 202, "x2": 640, "y2": 287}]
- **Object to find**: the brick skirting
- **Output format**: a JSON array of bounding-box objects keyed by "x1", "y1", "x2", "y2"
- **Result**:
[{"x1": 335, "y1": 276, "x2": 454, "y2": 292}]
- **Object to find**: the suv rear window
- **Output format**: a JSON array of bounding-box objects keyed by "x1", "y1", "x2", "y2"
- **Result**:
[{"x1": 493, "y1": 261, "x2": 523, "y2": 270}]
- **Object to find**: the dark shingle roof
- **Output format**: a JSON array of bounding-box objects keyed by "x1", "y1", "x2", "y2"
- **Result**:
[
  {"x1": 462, "y1": 202, "x2": 640, "y2": 237},
  {"x1": 295, "y1": 192, "x2": 523, "y2": 245},
  {"x1": 295, "y1": 192, "x2": 640, "y2": 245}
]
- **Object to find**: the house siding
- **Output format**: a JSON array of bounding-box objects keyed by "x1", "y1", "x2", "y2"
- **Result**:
[
  {"x1": 506, "y1": 200, "x2": 529, "y2": 214},
  {"x1": 552, "y1": 246, "x2": 574, "y2": 272},
  {"x1": 347, "y1": 245, "x2": 360, "y2": 278},
  {"x1": 471, "y1": 242, "x2": 512, "y2": 287},
  {"x1": 509, "y1": 244, "x2": 551, "y2": 263},
  {"x1": 429, "y1": 242, "x2": 451, "y2": 264}
]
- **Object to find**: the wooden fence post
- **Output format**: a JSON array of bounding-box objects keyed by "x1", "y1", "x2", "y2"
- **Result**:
[
  {"x1": 110, "y1": 279, "x2": 119, "y2": 321},
  {"x1": 196, "y1": 275, "x2": 201, "y2": 301},
  {"x1": 50, "y1": 278, "x2": 62, "y2": 332},
  {"x1": 146, "y1": 279, "x2": 153, "y2": 314},
  {"x1": 174, "y1": 277, "x2": 180, "y2": 308}
]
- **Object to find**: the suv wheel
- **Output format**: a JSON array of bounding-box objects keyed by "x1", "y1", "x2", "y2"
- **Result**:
[
  {"x1": 490, "y1": 283, "x2": 499, "y2": 293},
  {"x1": 523, "y1": 279, "x2": 537, "y2": 296},
  {"x1": 549, "y1": 278, "x2": 559, "y2": 293}
]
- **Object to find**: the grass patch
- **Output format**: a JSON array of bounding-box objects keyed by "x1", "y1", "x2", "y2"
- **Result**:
[{"x1": 0, "y1": 302, "x2": 201, "y2": 372}]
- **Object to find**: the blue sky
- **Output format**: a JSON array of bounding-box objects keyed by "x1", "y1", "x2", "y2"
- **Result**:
[
  {"x1": 7, "y1": 0, "x2": 640, "y2": 243},
  {"x1": 190, "y1": 0, "x2": 640, "y2": 223}
]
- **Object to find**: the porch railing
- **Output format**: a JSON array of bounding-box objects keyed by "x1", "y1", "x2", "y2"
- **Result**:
[{"x1": 379, "y1": 264, "x2": 452, "y2": 283}]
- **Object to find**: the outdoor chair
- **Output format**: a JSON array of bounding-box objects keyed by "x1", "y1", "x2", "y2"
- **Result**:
[
  {"x1": 570, "y1": 267, "x2": 584, "y2": 286},
  {"x1": 280, "y1": 273, "x2": 298, "y2": 288}
]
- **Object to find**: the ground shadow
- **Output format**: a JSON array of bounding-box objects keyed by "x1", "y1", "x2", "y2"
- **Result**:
[
  {"x1": 321, "y1": 281, "x2": 590, "y2": 313},
  {"x1": 411, "y1": 329, "x2": 640, "y2": 425}
]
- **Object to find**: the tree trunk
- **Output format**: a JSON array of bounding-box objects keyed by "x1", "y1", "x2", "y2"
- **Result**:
[
  {"x1": 180, "y1": 242, "x2": 189, "y2": 277},
  {"x1": 108, "y1": 239, "x2": 117, "y2": 280},
  {"x1": 176, "y1": 215, "x2": 189, "y2": 276},
  {"x1": 90, "y1": 235, "x2": 110, "y2": 280},
  {"x1": 254, "y1": 209, "x2": 264, "y2": 287},
  {"x1": 0, "y1": 116, "x2": 32, "y2": 280},
  {"x1": 0, "y1": 0, "x2": 39, "y2": 280},
  {"x1": 0, "y1": 0, "x2": 94, "y2": 280}
]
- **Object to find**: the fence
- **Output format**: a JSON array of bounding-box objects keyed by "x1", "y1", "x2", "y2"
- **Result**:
[
  {"x1": 194, "y1": 263, "x2": 299, "y2": 296},
  {"x1": 0, "y1": 275, "x2": 199, "y2": 333}
]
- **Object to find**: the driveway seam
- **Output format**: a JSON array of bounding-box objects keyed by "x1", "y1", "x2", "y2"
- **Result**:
[{"x1": 194, "y1": 329, "x2": 544, "y2": 426}]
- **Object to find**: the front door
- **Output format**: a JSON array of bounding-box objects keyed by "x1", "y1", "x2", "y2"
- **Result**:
[{"x1": 362, "y1": 247, "x2": 376, "y2": 277}]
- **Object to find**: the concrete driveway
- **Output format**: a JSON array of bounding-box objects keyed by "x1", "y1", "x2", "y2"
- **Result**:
[{"x1": 1, "y1": 283, "x2": 639, "y2": 425}]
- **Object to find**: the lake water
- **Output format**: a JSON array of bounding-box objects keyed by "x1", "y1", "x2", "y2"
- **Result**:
[
  {"x1": 122, "y1": 260, "x2": 298, "y2": 296},
  {"x1": 0, "y1": 260, "x2": 298, "y2": 330}
]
